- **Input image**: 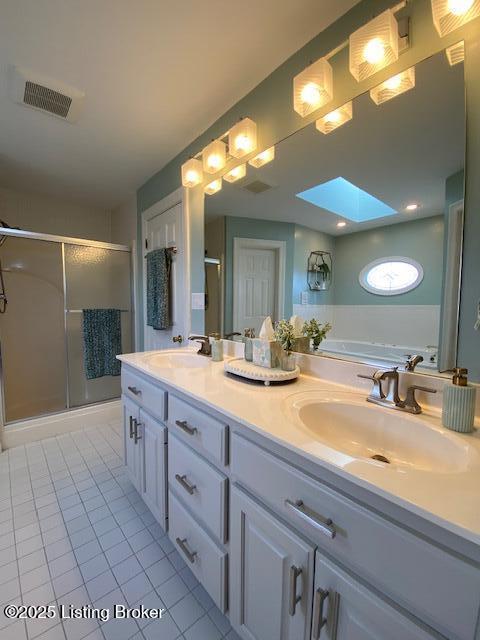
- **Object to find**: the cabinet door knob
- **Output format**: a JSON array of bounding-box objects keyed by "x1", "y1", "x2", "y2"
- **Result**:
[
  {"x1": 176, "y1": 537, "x2": 197, "y2": 563},
  {"x1": 288, "y1": 565, "x2": 303, "y2": 616},
  {"x1": 312, "y1": 588, "x2": 329, "y2": 639},
  {"x1": 285, "y1": 499, "x2": 336, "y2": 539},
  {"x1": 175, "y1": 420, "x2": 197, "y2": 436},
  {"x1": 127, "y1": 385, "x2": 141, "y2": 396},
  {"x1": 175, "y1": 473, "x2": 196, "y2": 495}
]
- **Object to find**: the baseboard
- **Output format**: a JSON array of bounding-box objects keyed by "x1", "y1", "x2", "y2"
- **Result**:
[{"x1": 1, "y1": 400, "x2": 122, "y2": 450}]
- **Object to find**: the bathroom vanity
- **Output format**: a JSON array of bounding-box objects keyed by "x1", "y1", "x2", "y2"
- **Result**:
[{"x1": 118, "y1": 349, "x2": 480, "y2": 640}]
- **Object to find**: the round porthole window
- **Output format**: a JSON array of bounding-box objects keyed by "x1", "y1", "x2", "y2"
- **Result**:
[{"x1": 358, "y1": 257, "x2": 424, "y2": 296}]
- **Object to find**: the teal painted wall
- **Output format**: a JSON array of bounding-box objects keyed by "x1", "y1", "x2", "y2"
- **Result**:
[
  {"x1": 333, "y1": 216, "x2": 444, "y2": 305},
  {"x1": 137, "y1": 0, "x2": 480, "y2": 379},
  {"x1": 293, "y1": 225, "x2": 335, "y2": 305},
  {"x1": 223, "y1": 216, "x2": 295, "y2": 333}
]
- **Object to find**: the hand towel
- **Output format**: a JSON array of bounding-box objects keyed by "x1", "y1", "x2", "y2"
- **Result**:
[
  {"x1": 82, "y1": 309, "x2": 122, "y2": 380},
  {"x1": 146, "y1": 248, "x2": 172, "y2": 330}
]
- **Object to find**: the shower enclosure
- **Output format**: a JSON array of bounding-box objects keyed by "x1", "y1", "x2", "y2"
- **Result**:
[{"x1": 0, "y1": 228, "x2": 132, "y2": 424}]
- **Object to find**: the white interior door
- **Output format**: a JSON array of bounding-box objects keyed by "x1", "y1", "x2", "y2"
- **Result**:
[
  {"x1": 236, "y1": 247, "x2": 276, "y2": 335},
  {"x1": 143, "y1": 200, "x2": 186, "y2": 350}
]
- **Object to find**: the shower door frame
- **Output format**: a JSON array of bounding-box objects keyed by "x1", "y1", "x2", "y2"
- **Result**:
[{"x1": 0, "y1": 227, "x2": 132, "y2": 426}]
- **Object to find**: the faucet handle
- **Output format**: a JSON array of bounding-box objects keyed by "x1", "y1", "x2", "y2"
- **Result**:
[
  {"x1": 401, "y1": 385, "x2": 437, "y2": 414},
  {"x1": 357, "y1": 373, "x2": 375, "y2": 381},
  {"x1": 357, "y1": 373, "x2": 385, "y2": 400}
]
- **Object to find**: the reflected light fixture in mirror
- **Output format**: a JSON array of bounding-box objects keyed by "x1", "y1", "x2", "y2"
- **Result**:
[
  {"x1": 181, "y1": 158, "x2": 203, "y2": 188},
  {"x1": 431, "y1": 0, "x2": 480, "y2": 36},
  {"x1": 228, "y1": 118, "x2": 257, "y2": 158},
  {"x1": 204, "y1": 178, "x2": 222, "y2": 195},
  {"x1": 249, "y1": 146, "x2": 275, "y2": 168},
  {"x1": 293, "y1": 58, "x2": 333, "y2": 117},
  {"x1": 316, "y1": 101, "x2": 353, "y2": 134},
  {"x1": 406, "y1": 203, "x2": 419, "y2": 210},
  {"x1": 203, "y1": 139, "x2": 227, "y2": 174},
  {"x1": 349, "y1": 9, "x2": 399, "y2": 81},
  {"x1": 224, "y1": 164, "x2": 246, "y2": 183},
  {"x1": 370, "y1": 66, "x2": 415, "y2": 105},
  {"x1": 446, "y1": 40, "x2": 465, "y2": 65}
]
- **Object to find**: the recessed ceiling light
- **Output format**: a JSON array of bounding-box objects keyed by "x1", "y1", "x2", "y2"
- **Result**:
[
  {"x1": 406, "y1": 203, "x2": 419, "y2": 211},
  {"x1": 337, "y1": 221, "x2": 347, "y2": 228}
]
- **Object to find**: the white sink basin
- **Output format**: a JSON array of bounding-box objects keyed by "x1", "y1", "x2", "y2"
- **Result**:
[
  {"x1": 286, "y1": 391, "x2": 474, "y2": 473},
  {"x1": 146, "y1": 351, "x2": 211, "y2": 369}
]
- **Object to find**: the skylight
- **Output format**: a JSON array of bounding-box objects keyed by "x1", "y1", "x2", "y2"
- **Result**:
[{"x1": 296, "y1": 177, "x2": 397, "y2": 222}]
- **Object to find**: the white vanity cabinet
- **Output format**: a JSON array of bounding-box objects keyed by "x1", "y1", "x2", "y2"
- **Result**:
[{"x1": 123, "y1": 396, "x2": 143, "y2": 493}]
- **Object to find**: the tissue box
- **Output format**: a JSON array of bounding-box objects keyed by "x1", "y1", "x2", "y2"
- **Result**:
[
  {"x1": 252, "y1": 339, "x2": 282, "y2": 368},
  {"x1": 292, "y1": 336, "x2": 310, "y2": 354}
]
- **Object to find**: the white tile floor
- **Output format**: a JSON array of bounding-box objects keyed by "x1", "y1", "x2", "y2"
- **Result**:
[{"x1": 0, "y1": 422, "x2": 240, "y2": 640}]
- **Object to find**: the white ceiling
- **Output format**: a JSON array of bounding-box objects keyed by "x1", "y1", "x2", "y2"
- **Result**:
[{"x1": 0, "y1": 0, "x2": 360, "y2": 209}]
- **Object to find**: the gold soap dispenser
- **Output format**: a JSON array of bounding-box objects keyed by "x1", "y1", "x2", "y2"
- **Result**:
[{"x1": 442, "y1": 368, "x2": 476, "y2": 433}]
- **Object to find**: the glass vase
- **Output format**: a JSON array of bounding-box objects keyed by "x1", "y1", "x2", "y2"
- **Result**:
[{"x1": 281, "y1": 351, "x2": 296, "y2": 372}]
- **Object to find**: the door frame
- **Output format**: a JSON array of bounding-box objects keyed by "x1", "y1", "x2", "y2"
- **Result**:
[
  {"x1": 232, "y1": 237, "x2": 286, "y2": 332},
  {"x1": 141, "y1": 187, "x2": 192, "y2": 348}
]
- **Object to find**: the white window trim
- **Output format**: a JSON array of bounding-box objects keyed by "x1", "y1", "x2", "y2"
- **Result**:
[{"x1": 358, "y1": 256, "x2": 424, "y2": 296}]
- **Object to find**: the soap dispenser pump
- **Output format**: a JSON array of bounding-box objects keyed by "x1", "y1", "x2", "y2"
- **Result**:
[{"x1": 442, "y1": 368, "x2": 476, "y2": 433}]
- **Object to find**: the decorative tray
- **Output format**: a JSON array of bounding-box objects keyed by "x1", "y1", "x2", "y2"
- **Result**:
[{"x1": 224, "y1": 358, "x2": 300, "y2": 386}]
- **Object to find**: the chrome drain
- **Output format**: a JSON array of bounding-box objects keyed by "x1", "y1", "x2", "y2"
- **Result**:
[{"x1": 371, "y1": 454, "x2": 390, "y2": 464}]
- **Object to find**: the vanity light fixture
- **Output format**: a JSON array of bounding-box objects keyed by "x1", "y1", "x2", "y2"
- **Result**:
[
  {"x1": 228, "y1": 118, "x2": 257, "y2": 158},
  {"x1": 431, "y1": 0, "x2": 480, "y2": 36},
  {"x1": 316, "y1": 101, "x2": 353, "y2": 134},
  {"x1": 202, "y1": 139, "x2": 227, "y2": 174},
  {"x1": 370, "y1": 66, "x2": 415, "y2": 105},
  {"x1": 406, "y1": 203, "x2": 419, "y2": 210},
  {"x1": 181, "y1": 158, "x2": 203, "y2": 188},
  {"x1": 337, "y1": 221, "x2": 347, "y2": 228},
  {"x1": 223, "y1": 164, "x2": 246, "y2": 183},
  {"x1": 293, "y1": 58, "x2": 333, "y2": 117},
  {"x1": 204, "y1": 178, "x2": 222, "y2": 196},
  {"x1": 446, "y1": 40, "x2": 465, "y2": 65},
  {"x1": 248, "y1": 146, "x2": 275, "y2": 168},
  {"x1": 349, "y1": 9, "x2": 399, "y2": 81}
]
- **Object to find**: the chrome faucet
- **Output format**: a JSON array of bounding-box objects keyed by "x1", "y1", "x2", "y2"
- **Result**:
[
  {"x1": 404, "y1": 354, "x2": 424, "y2": 372},
  {"x1": 189, "y1": 335, "x2": 212, "y2": 356},
  {"x1": 358, "y1": 367, "x2": 436, "y2": 414}
]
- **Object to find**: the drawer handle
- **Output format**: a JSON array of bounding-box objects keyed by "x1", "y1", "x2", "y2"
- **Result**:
[
  {"x1": 288, "y1": 565, "x2": 302, "y2": 616},
  {"x1": 175, "y1": 419, "x2": 197, "y2": 436},
  {"x1": 129, "y1": 415, "x2": 135, "y2": 439},
  {"x1": 312, "y1": 588, "x2": 329, "y2": 639},
  {"x1": 285, "y1": 499, "x2": 336, "y2": 539},
  {"x1": 176, "y1": 537, "x2": 197, "y2": 563},
  {"x1": 133, "y1": 420, "x2": 142, "y2": 444},
  {"x1": 128, "y1": 385, "x2": 141, "y2": 396},
  {"x1": 175, "y1": 473, "x2": 196, "y2": 495}
]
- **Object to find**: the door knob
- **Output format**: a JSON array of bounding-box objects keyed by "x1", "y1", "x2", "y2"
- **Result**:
[{"x1": 172, "y1": 335, "x2": 183, "y2": 344}]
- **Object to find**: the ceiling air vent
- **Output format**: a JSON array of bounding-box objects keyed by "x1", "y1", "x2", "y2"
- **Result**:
[
  {"x1": 243, "y1": 180, "x2": 273, "y2": 194},
  {"x1": 10, "y1": 66, "x2": 85, "y2": 123}
]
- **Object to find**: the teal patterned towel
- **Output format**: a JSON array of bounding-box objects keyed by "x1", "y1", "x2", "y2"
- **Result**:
[
  {"x1": 82, "y1": 309, "x2": 122, "y2": 380},
  {"x1": 146, "y1": 248, "x2": 172, "y2": 330}
]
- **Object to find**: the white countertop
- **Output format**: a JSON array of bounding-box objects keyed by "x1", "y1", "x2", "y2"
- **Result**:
[{"x1": 118, "y1": 349, "x2": 480, "y2": 546}]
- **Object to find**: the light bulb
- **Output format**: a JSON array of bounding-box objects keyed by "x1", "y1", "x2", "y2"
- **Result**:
[
  {"x1": 406, "y1": 203, "x2": 418, "y2": 211},
  {"x1": 448, "y1": 0, "x2": 474, "y2": 15},
  {"x1": 234, "y1": 134, "x2": 252, "y2": 153},
  {"x1": 384, "y1": 74, "x2": 402, "y2": 90},
  {"x1": 207, "y1": 154, "x2": 222, "y2": 171},
  {"x1": 363, "y1": 37, "x2": 385, "y2": 64},
  {"x1": 325, "y1": 109, "x2": 341, "y2": 123},
  {"x1": 248, "y1": 146, "x2": 275, "y2": 168},
  {"x1": 185, "y1": 170, "x2": 199, "y2": 184},
  {"x1": 300, "y1": 82, "x2": 321, "y2": 106},
  {"x1": 337, "y1": 221, "x2": 347, "y2": 228}
]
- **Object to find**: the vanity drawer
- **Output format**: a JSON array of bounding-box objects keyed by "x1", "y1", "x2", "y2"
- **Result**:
[
  {"x1": 168, "y1": 395, "x2": 228, "y2": 467},
  {"x1": 169, "y1": 434, "x2": 228, "y2": 543},
  {"x1": 168, "y1": 491, "x2": 227, "y2": 612},
  {"x1": 121, "y1": 367, "x2": 166, "y2": 421},
  {"x1": 231, "y1": 433, "x2": 480, "y2": 640}
]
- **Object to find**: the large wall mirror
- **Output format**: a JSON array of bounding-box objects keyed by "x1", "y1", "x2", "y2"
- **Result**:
[{"x1": 204, "y1": 49, "x2": 466, "y2": 377}]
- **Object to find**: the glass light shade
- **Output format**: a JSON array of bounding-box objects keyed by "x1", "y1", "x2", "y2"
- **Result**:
[
  {"x1": 228, "y1": 118, "x2": 257, "y2": 158},
  {"x1": 204, "y1": 178, "x2": 222, "y2": 195},
  {"x1": 202, "y1": 139, "x2": 227, "y2": 174},
  {"x1": 181, "y1": 158, "x2": 203, "y2": 188},
  {"x1": 349, "y1": 10, "x2": 399, "y2": 82},
  {"x1": 224, "y1": 164, "x2": 246, "y2": 183},
  {"x1": 446, "y1": 40, "x2": 465, "y2": 65},
  {"x1": 316, "y1": 101, "x2": 353, "y2": 134},
  {"x1": 370, "y1": 66, "x2": 415, "y2": 105},
  {"x1": 293, "y1": 58, "x2": 333, "y2": 117},
  {"x1": 431, "y1": 0, "x2": 480, "y2": 36},
  {"x1": 248, "y1": 146, "x2": 275, "y2": 168}
]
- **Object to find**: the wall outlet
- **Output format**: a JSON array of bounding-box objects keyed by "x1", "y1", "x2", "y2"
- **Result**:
[
  {"x1": 301, "y1": 291, "x2": 309, "y2": 305},
  {"x1": 191, "y1": 293, "x2": 205, "y2": 310}
]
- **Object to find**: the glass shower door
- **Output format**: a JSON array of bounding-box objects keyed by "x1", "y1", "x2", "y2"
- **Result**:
[
  {"x1": 64, "y1": 244, "x2": 132, "y2": 408},
  {"x1": 0, "y1": 237, "x2": 67, "y2": 422}
]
